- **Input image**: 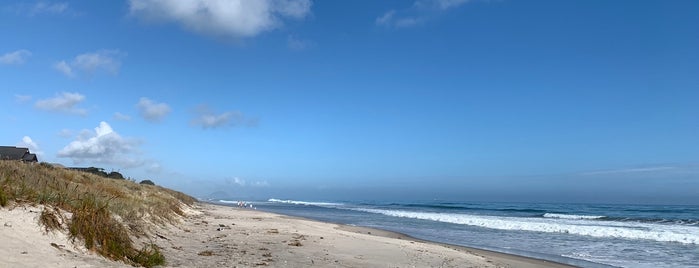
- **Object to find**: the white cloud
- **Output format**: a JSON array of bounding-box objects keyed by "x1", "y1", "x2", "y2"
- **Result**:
[
  {"x1": 34, "y1": 92, "x2": 87, "y2": 115},
  {"x1": 14, "y1": 94, "x2": 32, "y2": 103},
  {"x1": 113, "y1": 112, "x2": 132, "y2": 121},
  {"x1": 57, "y1": 121, "x2": 144, "y2": 168},
  {"x1": 581, "y1": 166, "x2": 677, "y2": 176},
  {"x1": 57, "y1": 129, "x2": 73, "y2": 138},
  {"x1": 5, "y1": 1, "x2": 75, "y2": 17},
  {"x1": 191, "y1": 105, "x2": 255, "y2": 129},
  {"x1": 128, "y1": 0, "x2": 312, "y2": 38},
  {"x1": 377, "y1": 0, "x2": 474, "y2": 28},
  {"x1": 0, "y1": 49, "x2": 32, "y2": 64},
  {"x1": 287, "y1": 35, "x2": 313, "y2": 50},
  {"x1": 225, "y1": 177, "x2": 269, "y2": 187},
  {"x1": 17, "y1": 136, "x2": 44, "y2": 158},
  {"x1": 417, "y1": 0, "x2": 471, "y2": 10},
  {"x1": 54, "y1": 50, "x2": 123, "y2": 77},
  {"x1": 137, "y1": 97, "x2": 171, "y2": 122},
  {"x1": 53, "y1": 60, "x2": 74, "y2": 77},
  {"x1": 146, "y1": 162, "x2": 163, "y2": 173},
  {"x1": 30, "y1": 1, "x2": 69, "y2": 15}
]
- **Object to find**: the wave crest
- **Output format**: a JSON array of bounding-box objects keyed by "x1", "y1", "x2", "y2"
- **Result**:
[
  {"x1": 351, "y1": 208, "x2": 699, "y2": 245},
  {"x1": 543, "y1": 213, "x2": 606, "y2": 220},
  {"x1": 267, "y1": 198, "x2": 343, "y2": 207}
]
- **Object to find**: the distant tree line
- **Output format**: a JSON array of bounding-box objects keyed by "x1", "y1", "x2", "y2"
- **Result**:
[
  {"x1": 69, "y1": 167, "x2": 124, "y2": 179},
  {"x1": 69, "y1": 167, "x2": 156, "y2": 185}
]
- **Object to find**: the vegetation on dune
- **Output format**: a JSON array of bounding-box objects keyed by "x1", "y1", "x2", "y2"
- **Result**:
[{"x1": 0, "y1": 161, "x2": 196, "y2": 267}]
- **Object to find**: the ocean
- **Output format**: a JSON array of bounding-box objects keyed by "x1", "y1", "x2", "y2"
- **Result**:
[{"x1": 213, "y1": 199, "x2": 699, "y2": 268}]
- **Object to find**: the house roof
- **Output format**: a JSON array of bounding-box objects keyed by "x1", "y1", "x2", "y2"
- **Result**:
[
  {"x1": 22, "y1": 153, "x2": 38, "y2": 162},
  {"x1": 0, "y1": 146, "x2": 29, "y2": 160}
]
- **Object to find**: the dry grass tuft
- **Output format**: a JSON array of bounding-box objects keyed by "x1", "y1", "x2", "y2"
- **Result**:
[
  {"x1": 0, "y1": 161, "x2": 196, "y2": 266},
  {"x1": 39, "y1": 207, "x2": 63, "y2": 233},
  {"x1": 68, "y1": 194, "x2": 133, "y2": 260}
]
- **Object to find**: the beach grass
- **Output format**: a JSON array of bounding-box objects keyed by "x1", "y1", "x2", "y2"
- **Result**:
[{"x1": 0, "y1": 160, "x2": 192, "y2": 266}]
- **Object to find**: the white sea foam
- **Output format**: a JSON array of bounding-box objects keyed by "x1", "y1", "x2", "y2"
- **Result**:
[
  {"x1": 351, "y1": 208, "x2": 699, "y2": 245},
  {"x1": 267, "y1": 198, "x2": 343, "y2": 207},
  {"x1": 218, "y1": 200, "x2": 237, "y2": 204},
  {"x1": 543, "y1": 213, "x2": 606, "y2": 220}
]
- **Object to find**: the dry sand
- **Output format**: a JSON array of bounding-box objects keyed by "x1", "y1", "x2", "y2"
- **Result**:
[
  {"x1": 1, "y1": 203, "x2": 576, "y2": 267},
  {"x1": 0, "y1": 205, "x2": 126, "y2": 268}
]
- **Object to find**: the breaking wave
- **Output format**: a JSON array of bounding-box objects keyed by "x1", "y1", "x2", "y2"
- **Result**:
[
  {"x1": 543, "y1": 213, "x2": 606, "y2": 220},
  {"x1": 267, "y1": 198, "x2": 343, "y2": 207},
  {"x1": 351, "y1": 208, "x2": 699, "y2": 245}
]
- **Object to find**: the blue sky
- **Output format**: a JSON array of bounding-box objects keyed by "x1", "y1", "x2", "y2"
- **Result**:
[{"x1": 1, "y1": 0, "x2": 698, "y2": 204}]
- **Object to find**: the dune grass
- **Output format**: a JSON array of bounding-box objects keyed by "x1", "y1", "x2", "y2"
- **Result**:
[{"x1": 0, "y1": 160, "x2": 196, "y2": 267}]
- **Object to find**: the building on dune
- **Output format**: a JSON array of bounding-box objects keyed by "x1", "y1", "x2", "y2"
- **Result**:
[{"x1": 0, "y1": 146, "x2": 38, "y2": 162}]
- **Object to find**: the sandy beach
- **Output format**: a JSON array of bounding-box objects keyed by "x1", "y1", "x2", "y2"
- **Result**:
[{"x1": 2, "y1": 203, "x2": 574, "y2": 267}]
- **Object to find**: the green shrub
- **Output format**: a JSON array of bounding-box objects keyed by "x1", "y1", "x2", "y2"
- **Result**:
[
  {"x1": 131, "y1": 244, "x2": 166, "y2": 267},
  {"x1": 140, "y1": 180, "x2": 155, "y2": 185},
  {"x1": 108, "y1": 171, "x2": 125, "y2": 180}
]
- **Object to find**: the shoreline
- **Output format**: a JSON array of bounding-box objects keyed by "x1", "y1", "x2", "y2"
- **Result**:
[
  {"x1": 169, "y1": 202, "x2": 578, "y2": 267},
  {"x1": 249, "y1": 204, "x2": 579, "y2": 268},
  {"x1": 1, "y1": 201, "x2": 580, "y2": 267},
  {"x1": 334, "y1": 224, "x2": 577, "y2": 268}
]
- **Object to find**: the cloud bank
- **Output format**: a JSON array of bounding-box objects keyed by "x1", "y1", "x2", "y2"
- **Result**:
[
  {"x1": 58, "y1": 121, "x2": 143, "y2": 168},
  {"x1": 128, "y1": 0, "x2": 312, "y2": 38},
  {"x1": 137, "y1": 97, "x2": 172, "y2": 122},
  {"x1": 34, "y1": 92, "x2": 87, "y2": 115}
]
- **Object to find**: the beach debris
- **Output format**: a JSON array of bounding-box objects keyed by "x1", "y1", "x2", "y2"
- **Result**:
[
  {"x1": 267, "y1": 229, "x2": 279, "y2": 234},
  {"x1": 288, "y1": 240, "x2": 303, "y2": 246},
  {"x1": 198, "y1": 250, "x2": 214, "y2": 256},
  {"x1": 292, "y1": 234, "x2": 306, "y2": 240},
  {"x1": 155, "y1": 233, "x2": 168, "y2": 240},
  {"x1": 4, "y1": 222, "x2": 11, "y2": 227}
]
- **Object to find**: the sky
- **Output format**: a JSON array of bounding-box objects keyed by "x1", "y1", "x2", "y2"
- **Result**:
[{"x1": 1, "y1": 0, "x2": 698, "y2": 205}]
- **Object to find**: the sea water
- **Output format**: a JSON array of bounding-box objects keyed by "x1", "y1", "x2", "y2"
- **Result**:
[{"x1": 214, "y1": 199, "x2": 699, "y2": 267}]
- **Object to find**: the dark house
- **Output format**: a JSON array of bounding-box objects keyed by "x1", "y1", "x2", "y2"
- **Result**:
[{"x1": 0, "y1": 146, "x2": 38, "y2": 162}]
